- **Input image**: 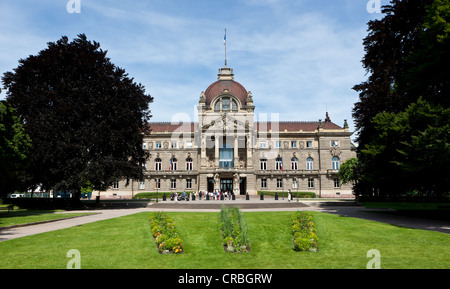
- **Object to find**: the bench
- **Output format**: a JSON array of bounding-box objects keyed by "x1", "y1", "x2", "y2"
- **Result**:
[{"x1": 0, "y1": 205, "x2": 14, "y2": 213}]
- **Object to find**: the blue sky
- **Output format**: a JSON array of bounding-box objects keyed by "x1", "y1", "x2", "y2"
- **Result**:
[{"x1": 0, "y1": 0, "x2": 387, "y2": 140}]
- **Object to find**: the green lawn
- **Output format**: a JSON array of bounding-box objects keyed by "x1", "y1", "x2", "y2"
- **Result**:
[
  {"x1": 0, "y1": 209, "x2": 95, "y2": 228},
  {"x1": 0, "y1": 211, "x2": 449, "y2": 269}
]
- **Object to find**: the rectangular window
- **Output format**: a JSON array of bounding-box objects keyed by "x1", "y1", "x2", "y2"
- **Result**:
[
  {"x1": 334, "y1": 178, "x2": 340, "y2": 188},
  {"x1": 139, "y1": 180, "x2": 145, "y2": 190},
  {"x1": 308, "y1": 178, "x2": 314, "y2": 189},
  {"x1": 171, "y1": 141, "x2": 177, "y2": 149},
  {"x1": 113, "y1": 181, "x2": 119, "y2": 189},
  {"x1": 155, "y1": 179, "x2": 161, "y2": 189},
  {"x1": 306, "y1": 141, "x2": 313, "y2": 148},
  {"x1": 142, "y1": 143, "x2": 147, "y2": 149},
  {"x1": 219, "y1": 147, "x2": 234, "y2": 168},
  {"x1": 275, "y1": 141, "x2": 281, "y2": 148},
  {"x1": 260, "y1": 141, "x2": 266, "y2": 148},
  {"x1": 291, "y1": 141, "x2": 297, "y2": 148},
  {"x1": 277, "y1": 178, "x2": 283, "y2": 188},
  {"x1": 292, "y1": 178, "x2": 298, "y2": 189},
  {"x1": 261, "y1": 178, "x2": 267, "y2": 189},
  {"x1": 331, "y1": 140, "x2": 339, "y2": 147},
  {"x1": 156, "y1": 142, "x2": 162, "y2": 149},
  {"x1": 186, "y1": 142, "x2": 193, "y2": 148},
  {"x1": 171, "y1": 179, "x2": 176, "y2": 189},
  {"x1": 186, "y1": 179, "x2": 192, "y2": 189}
]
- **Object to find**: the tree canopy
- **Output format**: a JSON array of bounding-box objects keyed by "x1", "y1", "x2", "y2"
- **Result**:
[
  {"x1": 0, "y1": 100, "x2": 32, "y2": 197},
  {"x1": 2, "y1": 34, "x2": 153, "y2": 199},
  {"x1": 352, "y1": 0, "x2": 450, "y2": 200}
]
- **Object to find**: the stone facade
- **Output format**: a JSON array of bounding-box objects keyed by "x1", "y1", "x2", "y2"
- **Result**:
[{"x1": 99, "y1": 66, "x2": 356, "y2": 199}]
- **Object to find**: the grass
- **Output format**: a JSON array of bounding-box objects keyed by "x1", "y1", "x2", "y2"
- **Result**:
[
  {"x1": 0, "y1": 209, "x2": 95, "y2": 228},
  {"x1": 0, "y1": 211, "x2": 449, "y2": 269}
]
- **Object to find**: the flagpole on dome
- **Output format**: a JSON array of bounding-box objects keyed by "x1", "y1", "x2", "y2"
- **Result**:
[{"x1": 224, "y1": 28, "x2": 227, "y2": 67}]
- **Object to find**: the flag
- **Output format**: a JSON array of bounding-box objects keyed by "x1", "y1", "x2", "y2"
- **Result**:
[
  {"x1": 224, "y1": 29, "x2": 226, "y2": 46},
  {"x1": 169, "y1": 154, "x2": 173, "y2": 171},
  {"x1": 280, "y1": 157, "x2": 283, "y2": 172}
]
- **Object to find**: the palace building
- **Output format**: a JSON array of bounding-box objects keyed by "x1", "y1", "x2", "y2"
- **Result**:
[{"x1": 101, "y1": 65, "x2": 356, "y2": 199}]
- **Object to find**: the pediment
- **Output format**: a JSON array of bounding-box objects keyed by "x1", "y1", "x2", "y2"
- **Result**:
[{"x1": 201, "y1": 113, "x2": 249, "y2": 132}]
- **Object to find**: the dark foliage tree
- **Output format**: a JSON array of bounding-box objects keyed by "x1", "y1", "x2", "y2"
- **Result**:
[
  {"x1": 2, "y1": 34, "x2": 153, "y2": 200},
  {"x1": 0, "y1": 100, "x2": 32, "y2": 197},
  {"x1": 353, "y1": 0, "x2": 450, "y2": 199}
]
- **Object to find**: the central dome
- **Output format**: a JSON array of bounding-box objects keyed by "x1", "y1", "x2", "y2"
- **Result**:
[
  {"x1": 204, "y1": 67, "x2": 248, "y2": 106},
  {"x1": 204, "y1": 80, "x2": 248, "y2": 105}
]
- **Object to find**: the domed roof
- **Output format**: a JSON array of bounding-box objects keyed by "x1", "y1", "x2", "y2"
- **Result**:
[{"x1": 204, "y1": 79, "x2": 248, "y2": 105}]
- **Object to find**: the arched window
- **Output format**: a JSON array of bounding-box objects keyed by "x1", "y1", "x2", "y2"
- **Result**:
[
  {"x1": 155, "y1": 158, "x2": 162, "y2": 171},
  {"x1": 306, "y1": 157, "x2": 314, "y2": 170},
  {"x1": 222, "y1": 97, "x2": 230, "y2": 110},
  {"x1": 260, "y1": 158, "x2": 267, "y2": 170},
  {"x1": 291, "y1": 157, "x2": 298, "y2": 170},
  {"x1": 186, "y1": 157, "x2": 193, "y2": 171},
  {"x1": 276, "y1": 157, "x2": 283, "y2": 171},
  {"x1": 232, "y1": 99, "x2": 238, "y2": 110},
  {"x1": 332, "y1": 157, "x2": 340, "y2": 170},
  {"x1": 171, "y1": 158, "x2": 178, "y2": 171},
  {"x1": 213, "y1": 97, "x2": 239, "y2": 111}
]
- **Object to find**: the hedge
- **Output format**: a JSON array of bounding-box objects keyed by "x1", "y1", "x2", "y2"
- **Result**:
[{"x1": 257, "y1": 191, "x2": 317, "y2": 198}]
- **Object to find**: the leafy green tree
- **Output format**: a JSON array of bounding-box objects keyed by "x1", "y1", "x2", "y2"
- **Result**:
[
  {"x1": 353, "y1": 0, "x2": 450, "y2": 198},
  {"x1": 338, "y1": 158, "x2": 360, "y2": 186},
  {"x1": 2, "y1": 34, "x2": 153, "y2": 201},
  {"x1": 0, "y1": 100, "x2": 32, "y2": 197},
  {"x1": 364, "y1": 98, "x2": 450, "y2": 198}
]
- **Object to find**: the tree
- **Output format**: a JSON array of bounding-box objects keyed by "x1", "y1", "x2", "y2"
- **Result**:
[
  {"x1": 352, "y1": 0, "x2": 450, "y2": 198},
  {"x1": 0, "y1": 100, "x2": 32, "y2": 197},
  {"x1": 364, "y1": 98, "x2": 450, "y2": 198},
  {"x1": 338, "y1": 158, "x2": 360, "y2": 186},
  {"x1": 2, "y1": 34, "x2": 153, "y2": 201}
]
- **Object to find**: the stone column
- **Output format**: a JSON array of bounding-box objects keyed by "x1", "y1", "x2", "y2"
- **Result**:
[
  {"x1": 201, "y1": 134, "x2": 206, "y2": 168},
  {"x1": 234, "y1": 136, "x2": 239, "y2": 169},
  {"x1": 215, "y1": 135, "x2": 220, "y2": 168},
  {"x1": 246, "y1": 134, "x2": 253, "y2": 169}
]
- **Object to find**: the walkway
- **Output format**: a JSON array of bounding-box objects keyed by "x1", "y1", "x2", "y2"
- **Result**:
[{"x1": 1, "y1": 199, "x2": 449, "y2": 241}]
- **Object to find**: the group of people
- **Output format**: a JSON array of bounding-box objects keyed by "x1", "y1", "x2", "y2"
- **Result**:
[
  {"x1": 198, "y1": 190, "x2": 235, "y2": 200},
  {"x1": 169, "y1": 190, "x2": 235, "y2": 201}
]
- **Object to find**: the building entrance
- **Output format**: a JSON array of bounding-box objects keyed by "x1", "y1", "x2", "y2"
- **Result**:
[{"x1": 220, "y1": 179, "x2": 233, "y2": 193}]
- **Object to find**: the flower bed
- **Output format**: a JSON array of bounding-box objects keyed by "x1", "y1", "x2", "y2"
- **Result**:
[
  {"x1": 219, "y1": 206, "x2": 250, "y2": 253},
  {"x1": 291, "y1": 211, "x2": 319, "y2": 252},
  {"x1": 149, "y1": 212, "x2": 184, "y2": 254}
]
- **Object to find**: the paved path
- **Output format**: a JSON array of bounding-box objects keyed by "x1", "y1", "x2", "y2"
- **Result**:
[{"x1": 1, "y1": 199, "x2": 449, "y2": 241}]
